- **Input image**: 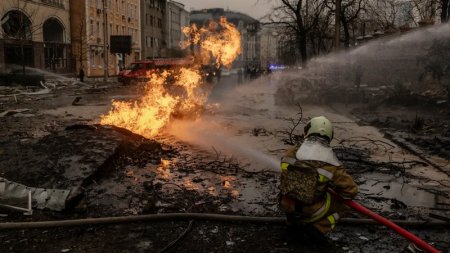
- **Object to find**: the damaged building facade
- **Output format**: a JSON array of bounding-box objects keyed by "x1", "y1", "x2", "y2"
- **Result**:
[
  {"x1": 70, "y1": 0, "x2": 141, "y2": 77},
  {"x1": 0, "y1": 0, "x2": 72, "y2": 73}
]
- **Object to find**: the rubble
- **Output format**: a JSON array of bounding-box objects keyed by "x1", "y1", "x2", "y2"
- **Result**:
[
  {"x1": 0, "y1": 71, "x2": 448, "y2": 252},
  {"x1": 0, "y1": 124, "x2": 167, "y2": 213}
]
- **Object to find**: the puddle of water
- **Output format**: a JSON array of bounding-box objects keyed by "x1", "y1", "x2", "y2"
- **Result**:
[{"x1": 359, "y1": 173, "x2": 436, "y2": 208}]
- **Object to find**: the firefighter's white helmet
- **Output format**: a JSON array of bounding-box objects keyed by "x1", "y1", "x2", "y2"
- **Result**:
[{"x1": 304, "y1": 116, "x2": 333, "y2": 142}]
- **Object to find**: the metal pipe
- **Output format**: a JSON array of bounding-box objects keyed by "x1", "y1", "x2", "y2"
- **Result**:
[
  {"x1": 0, "y1": 213, "x2": 446, "y2": 230},
  {"x1": 329, "y1": 190, "x2": 441, "y2": 253}
]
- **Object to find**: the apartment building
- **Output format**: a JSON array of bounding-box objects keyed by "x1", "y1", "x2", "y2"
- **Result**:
[
  {"x1": 140, "y1": 0, "x2": 166, "y2": 59},
  {"x1": 166, "y1": 1, "x2": 189, "y2": 56},
  {"x1": 0, "y1": 0, "x2": 71, "y2": 72},
  {"x1": 70, "y1": 0, "x2": 141, "y2": 77}
]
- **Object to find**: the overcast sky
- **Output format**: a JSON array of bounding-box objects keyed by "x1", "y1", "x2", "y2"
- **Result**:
[{"x1": 175, "y1": 0, "x2": 273, "y2": 20}]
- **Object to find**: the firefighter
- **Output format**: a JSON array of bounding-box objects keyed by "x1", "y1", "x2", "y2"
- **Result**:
[{"x1": 279, "y1": 116, "x2": 358, "y2": 240}]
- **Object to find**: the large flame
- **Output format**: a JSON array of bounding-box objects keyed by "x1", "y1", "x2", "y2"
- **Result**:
[
  {"x1": 100, "y1": 17, "x2": 241, "y2": 138},
  {"x1": 182, "y1": 16, "x2": 242, "y2": 68}
]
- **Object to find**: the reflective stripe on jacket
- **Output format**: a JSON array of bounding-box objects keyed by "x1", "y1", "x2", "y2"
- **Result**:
[{"x1": 280, "y1": 145, "x2": 358, "y2": 222}]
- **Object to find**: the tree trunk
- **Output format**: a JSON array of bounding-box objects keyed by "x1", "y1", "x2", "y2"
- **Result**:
[
  {"x1": 442, "y1": 0, "x2": 449, "y2": 22},
  {"x1": 309, "y1": 33, "x2": 317, "y2": 56},
  {"x1": 299, "y1": 30, "x2": 308, "y2": 65},
  {"x1": 342, "y1": 19, "x2": 351, "y2": 48},
  {"x1": 335, "y1": 0, "x2": 341, "y2": 51}
]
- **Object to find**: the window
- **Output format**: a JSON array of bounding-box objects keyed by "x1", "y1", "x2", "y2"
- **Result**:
[
  {"x1": 90, "y1": 19, "x2": 94, "y2": 36},
  {"x1": 150, "y1": 15, "x2": 153, "y2": 26},
  {"x1": 98, "y1": 47, "x2": 102, "y2": 68},
  {"x1": 146, "y1": 36, "x2": 150, "y2": 47},
  {"x1": 109, "y1": 23, "x2": 112, "y2": 35},
  {"x1": 157, "y1": 18, "x2": 162, "y2": 28},
  {"x1": 121, "y1": 0, "x2": 125, "y2": 15},
  {"x1": 97, "y1": 21, "x2": 101, "y2": 39},
  {"x1": 90, "y1": 49, "x2": 95, "y2": 66},
  {"x1": 116, "y1": 25, "x2": 119, "y2": 34},
  {"x1": 115, "y1": 0, "x2": 118, "y2": 13}
]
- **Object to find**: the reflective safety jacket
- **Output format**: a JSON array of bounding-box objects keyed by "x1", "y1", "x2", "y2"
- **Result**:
[{"x1": 280, "y1": 138, "x2": 358, "y2": 222}]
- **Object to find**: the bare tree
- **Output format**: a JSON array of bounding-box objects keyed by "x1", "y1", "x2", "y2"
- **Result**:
[
  {"x1": 440, "y1": 0, "x2": 449, "y2": 22},
  {"x1": 70, "y1": 14, "x2": 90, "y2": 72},
  {"x1": 308, "y1": 3, "x2": 334, "y2": 55},
  {"x1": 366, "y1": 0, "x2": 402, "y2": 30},
  {"x1": 266, "y1": 0, "x2": 329, "y2": 64},
  {"x1": 411, "y1": 0, "x2": 449, "y2": 24},
  {"x1": 411, "y1": 0, "x2": 439, "y2": 25},
  {"x1": 326, "y1": 0, "x2": 366, "y2": 48}
]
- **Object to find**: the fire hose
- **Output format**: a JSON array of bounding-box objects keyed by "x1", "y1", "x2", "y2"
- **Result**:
[
  {"x1": 0, "y1": 213, "x2": 447, "y2": 230},
  {"x1": 328, "y1": 189, "x2": 441, "y2": 253},
  {"x1": 0, "y1": 211, "x2": 446, "y2": 252}
]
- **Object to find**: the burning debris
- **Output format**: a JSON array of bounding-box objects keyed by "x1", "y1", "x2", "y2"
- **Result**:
[{"x1": 100, "y1": 17, "x2": 241, "y2": 138}]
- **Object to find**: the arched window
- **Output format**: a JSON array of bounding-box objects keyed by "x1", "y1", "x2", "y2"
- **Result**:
[
  {"x1": 43, "y1": 18, "x2": 66, "y2": 70},
  {"x1": 1, "y1": 10, "x2": 32, "y2": 40},
  {"x1": 43, "y1": 17, "x2": 65, "y2": 42}
]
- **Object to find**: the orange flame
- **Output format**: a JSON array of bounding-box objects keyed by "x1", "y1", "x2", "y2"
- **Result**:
[
  {"x1": 100, "y1": 17, "x2": 241, "y2": 138},
  {"x1": 182, "y1": 16, "x2": 241, "y2": 68}
]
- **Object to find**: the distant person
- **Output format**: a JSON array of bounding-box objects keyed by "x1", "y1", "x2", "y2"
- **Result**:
[
  {"x1": 216, "y1": 67, "x2": 222, "y2": 83},
  {"x1": 279, "y1": 116, "x2": 358, "y2": 242},
  {"x1": 354, "y1": 65, "x2": 363, "y2": 90},
  {"x1": 237, "y1": 68, "x2": 243, "y2": 84},
  {"x1": 79, "y1": 67, "x2": 85, "y2": 83}
]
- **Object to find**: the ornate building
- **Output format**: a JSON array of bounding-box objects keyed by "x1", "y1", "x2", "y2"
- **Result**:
[{"x1": 0, "y1": 0, "x2": 72, "y2": 73}]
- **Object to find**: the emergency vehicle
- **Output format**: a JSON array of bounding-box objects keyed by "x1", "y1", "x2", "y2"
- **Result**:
[{"x1": 117, "y1": 57, "x2": 194, "y2": 85}]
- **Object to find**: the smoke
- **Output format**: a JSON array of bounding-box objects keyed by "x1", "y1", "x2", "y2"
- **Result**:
[
  {"x1": 167, "y1": 117, "x2": 280, "y2": 171},
  {"x1": 166, "y1": 24, "x2": 450, "y2": 171},
  {"x1": 272, "y1": 23, "x2": 450, "y2": 106}
]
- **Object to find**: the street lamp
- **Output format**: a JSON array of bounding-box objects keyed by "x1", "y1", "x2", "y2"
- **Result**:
[{"x1": 103, "y1": 0, "x2": 109, "y2": 82}]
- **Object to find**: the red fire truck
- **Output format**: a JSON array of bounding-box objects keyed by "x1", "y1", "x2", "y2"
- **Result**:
[{"x1": 118, "y1": 57, "x2": 195, "y2": 85}]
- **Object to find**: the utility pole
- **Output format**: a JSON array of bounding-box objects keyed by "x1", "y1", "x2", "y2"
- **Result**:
[
  {"x1": 103, "y1": 0, "x2": 109, "y2": 82},
  {"x1": 334, "y1": 0, "x2": 341, "y2": 51}
]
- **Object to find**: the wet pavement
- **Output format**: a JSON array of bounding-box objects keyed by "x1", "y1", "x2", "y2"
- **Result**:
[{"x1": 0, "y1": 76, "x2": 449, "y2": 252}]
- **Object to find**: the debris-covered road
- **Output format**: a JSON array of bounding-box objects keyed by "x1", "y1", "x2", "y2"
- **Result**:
[{"x1": 0, "y1": 76, "x2": 449, "y2": 252}]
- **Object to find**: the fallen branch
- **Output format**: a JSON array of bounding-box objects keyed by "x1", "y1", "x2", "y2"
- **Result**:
[
  {"x1": 385, "y1": 132, "x2": 450, "y2": 176},
  {"x1": 158, "y1": 220, "x2": 194, "y2": 253}
]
